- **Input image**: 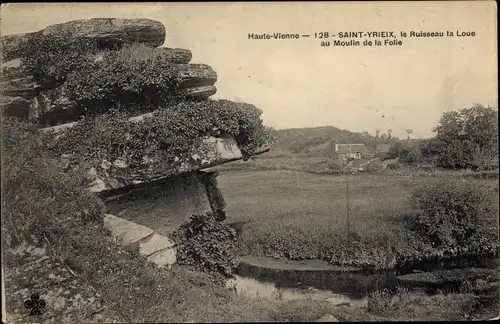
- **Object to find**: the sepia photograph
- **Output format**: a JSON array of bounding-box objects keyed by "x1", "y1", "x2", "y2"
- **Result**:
[{"x1": 1, "y1": 1, "x2": 498, "y2": 322}]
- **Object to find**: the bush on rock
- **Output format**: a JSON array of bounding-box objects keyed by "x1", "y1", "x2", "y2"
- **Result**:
[
  {"x1": 64, "y1": 49, "x2": 184, "y2": 113},
  {"x1": 43, "y1": 99, "x2": 269, "y2": 171},
  {"x1": 171, "y1": 212, "x2": 239, "y2": 281}
]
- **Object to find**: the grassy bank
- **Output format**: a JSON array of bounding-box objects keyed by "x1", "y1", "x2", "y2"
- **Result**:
[
  {"x1": 366, "y1": 286, "x2": 499, "y2": 321},
  {"x1": 217, "y1": 169, "x2": 498, "y2": 268}
]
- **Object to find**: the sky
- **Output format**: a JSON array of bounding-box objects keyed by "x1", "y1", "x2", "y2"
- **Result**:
[{"x1": 1, "y1": 2, "x2": 497, "y2": 138}]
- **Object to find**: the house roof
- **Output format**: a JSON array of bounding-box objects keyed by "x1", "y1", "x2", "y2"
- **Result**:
[
  {"x1": 336, "y1": 144, "x2": 370, "y2": 155},
  {"x1": 376, "y1": 144, "x2": 391, "y2": 153}
]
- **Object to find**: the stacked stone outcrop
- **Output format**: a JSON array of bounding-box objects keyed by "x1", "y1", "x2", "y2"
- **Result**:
[
  {"x1": 1, "y1": 17, "x2": 276, "y2": 324},
  {"x1": 1, "y1": 17, "x2": 271, "y2": 267},
  {"x1": 1, "y1": 18, "x2": 217, "y2": 125},
  {"x1": 2, "y1": 17, "x2": 272, "y2": 323},
  {"x1": 1, "y1": 18, "x2": 271, "y2": 186}
]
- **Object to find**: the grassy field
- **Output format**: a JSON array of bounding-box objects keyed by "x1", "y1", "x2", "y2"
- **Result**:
[
  {"x1": 217, "y1": 154, "x2": 499, "y2": 178},
  {"x1": 217, "y1": 166, "x2": 499, "y2": 268},
  {"x1": 217, "y1": 155, "x2": 344, "y2": 174}
]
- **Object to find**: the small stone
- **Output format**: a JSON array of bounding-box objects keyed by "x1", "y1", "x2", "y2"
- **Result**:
[{"x1": 316, "y1": 314, "x2": 339, "y2": 322}]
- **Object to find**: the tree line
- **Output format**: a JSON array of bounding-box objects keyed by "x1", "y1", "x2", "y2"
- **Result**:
[{"x1": 387, "y1": 104, "x2": 498, "y2": 170}]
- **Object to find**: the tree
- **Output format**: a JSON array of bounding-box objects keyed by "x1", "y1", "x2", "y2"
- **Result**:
[
  {"x1": 434, "y1": 105, "x2": 498, "y2": 149},
  {"x1": 387, "y1": 129, "x2": 392, "y2": 141},
  {"x1": 375, "y1": 130, "x2": 380, "y2": 139},
  {"x1": 387, "y1": 141, "x2": 422, "y2": 165},
  {"x1": 431, "y1": 104, "x2": 498, "y2": 169},
  {"x1": 406, "y1": 129, "x2": 413, "y2": 140},
  {"x1": 458, "y1": 104, "x2": 498, "y2": 154}
]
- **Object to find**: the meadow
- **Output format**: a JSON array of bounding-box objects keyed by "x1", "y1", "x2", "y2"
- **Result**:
[{"x1": 217, "y1": 161, "x2": 499, "y2": 268}]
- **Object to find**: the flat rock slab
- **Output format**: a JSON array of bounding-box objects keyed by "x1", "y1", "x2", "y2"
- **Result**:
[
  {"x1": 104, "y1": 213, "x2": 154, "y2": 245},
  {"x1": 40, "y1": 18, "x2": 166, "y2": 47},
  {"x1": 41, "y1": 115, "x2": 271, "y2": 193},
  {"x1": 104, "y1": 214, "x2": 176, "y2": 267},
  {"x1": 1, "y1": 18, "x2": 166, "y2": 60},
  {"x1": 139, "y1": 233, "x2": 175, "y2": 256},
  {"x1": 397, "y1": 268, "x2": 498, "y2": 286}
]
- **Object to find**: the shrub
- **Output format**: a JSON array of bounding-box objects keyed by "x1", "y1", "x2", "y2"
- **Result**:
[
  {"x1": 171, "y1": 213, "x2": 239, "y2": 281},
  {"x1": 387, "y1": 162, "x2": 401, "y2": 170},
  {"x1": 387, "y1": 141, "x2": 424, "y2": 165},
  {"x1": 23, "y1": 36, "x2": 190, "y2": 116},
  {"x1": 364, "y1": 159, "x2": 384, "y2": 172},
  {"x1": 410, "y1": 179, "x2": 496, "y2": 254},
  {"x1": 436, "y1": 139, "x2": 481, "y2": 170}
]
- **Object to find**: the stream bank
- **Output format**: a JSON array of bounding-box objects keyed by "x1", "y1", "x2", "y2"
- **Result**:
[{"x1": 229, "y1": 254, "x2": 498, "y2": 303}]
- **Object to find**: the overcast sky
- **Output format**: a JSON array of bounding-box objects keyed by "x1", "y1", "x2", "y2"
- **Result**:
[{"x1": 1, "y1": 2, "x2": 497, "y2": 138}]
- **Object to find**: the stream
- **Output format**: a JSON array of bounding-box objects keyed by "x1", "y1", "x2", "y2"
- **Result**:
[{"x1": 227, "y1": 255, "x2": 498, "y2": 305}]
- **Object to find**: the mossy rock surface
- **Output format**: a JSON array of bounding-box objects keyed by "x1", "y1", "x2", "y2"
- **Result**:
[{"x1": 1, "y1": 18, "x2": 166, "y2": 61}]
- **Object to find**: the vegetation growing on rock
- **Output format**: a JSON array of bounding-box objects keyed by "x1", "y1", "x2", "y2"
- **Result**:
[
  {"x1": 43, "y1": 99, "x2": 269, "y2": 175},
  {"x1": 63, "y1": 47, "x2": 184, "y2": 112},
  {"x1": 23, "y1": 33, "x2": 100, "y2": 87}
]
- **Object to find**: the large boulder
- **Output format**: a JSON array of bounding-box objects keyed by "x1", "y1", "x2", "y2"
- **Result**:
[
  {"x1": 0, "y1": 33, "x2": 34, "y2": 61},
  {"x1": 1, "y1": 48, "x2": 192, "y2": 102},
  {"x1": 39, "y1": 112, "x2": 271, "y2": 192},
  {"x1": 1, "y1": 74, "x2": 41, "y2": 98},
  {"x1": 82, "y1": 135, "x2": 270, "y2": 192},
  {"x1": 177, "y1": 64, "x2": 217, "y2": 88},
  {"x1": 4, "y1": 63, "x2": 218, "y2": 125},
  {"x1": 39, "y1": 18, "x2": 166, "y2": 47},
  {"x1": 1, "y1": 18, "x2": 166, "y2": 60}
]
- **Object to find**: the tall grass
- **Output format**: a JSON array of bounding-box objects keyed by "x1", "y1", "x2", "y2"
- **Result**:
[{"x1": 366, "y1": 286, "x2": 489, "y2": 321}]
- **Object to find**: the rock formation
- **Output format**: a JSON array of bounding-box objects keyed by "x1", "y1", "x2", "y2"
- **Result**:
[
  {"x1": 2, "y1": 18, "x2": 273, "y2": 322},
  {"x1": 1, "y1": 18, "x2": 218, "y2": 125},
  {"x1": 1, "y1": 18, "x2": 166, "y2": 61},
  {"x1": 2, "y1": 17, "x2": 272, "y2": 261}
]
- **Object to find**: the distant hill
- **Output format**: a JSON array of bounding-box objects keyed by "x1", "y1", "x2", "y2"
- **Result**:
[{"x1": 269, "y1": 126, "x2": 399, "y2": 157}]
